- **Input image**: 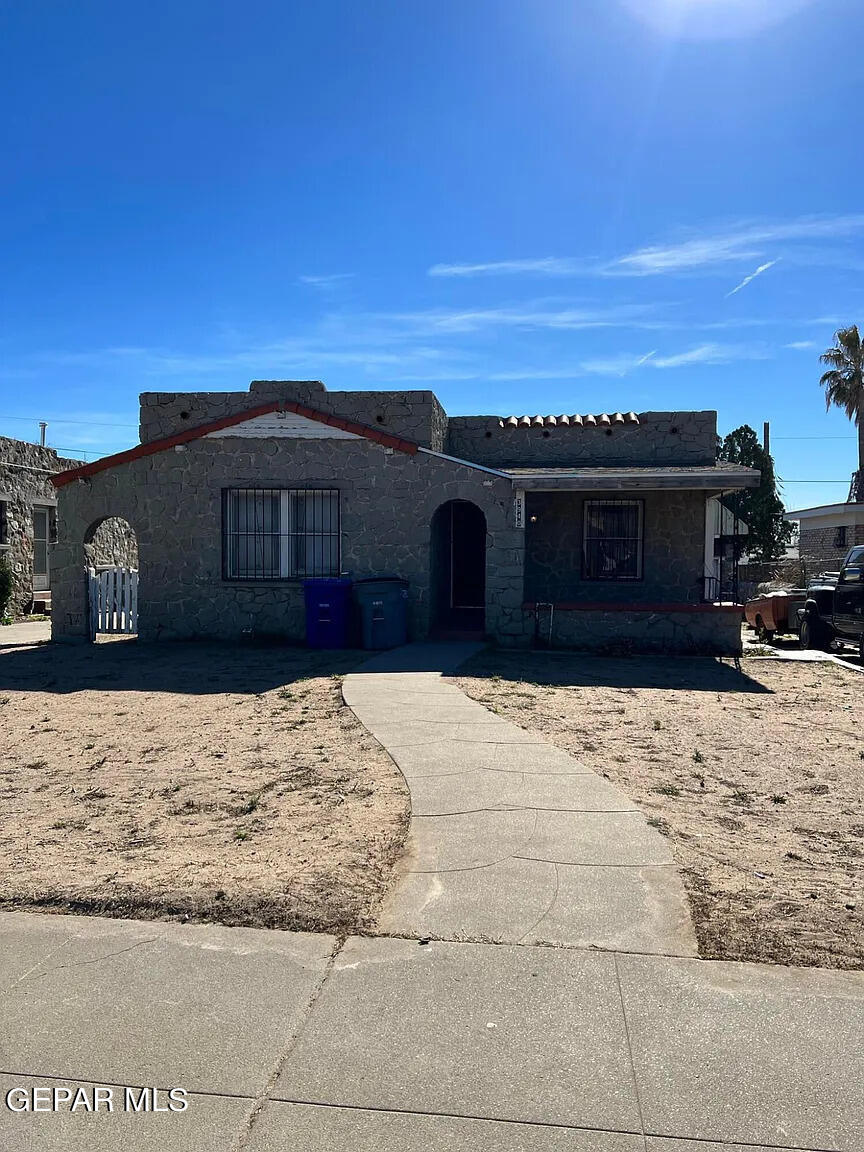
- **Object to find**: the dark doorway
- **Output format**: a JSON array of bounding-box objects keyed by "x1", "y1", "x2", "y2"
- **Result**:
[{"x1": 430, "y1": 500, "x2": 486, "y2": 636}]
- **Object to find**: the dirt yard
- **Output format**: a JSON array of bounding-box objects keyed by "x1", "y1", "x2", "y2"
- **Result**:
[
  {"x1": 0, "y1": 638, "x2": 408, "y2": 934},
  {"x1": 454, "y1": 652, "x2": 864, "y2": 970}
]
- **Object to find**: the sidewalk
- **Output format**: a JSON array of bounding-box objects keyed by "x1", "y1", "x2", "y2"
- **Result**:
[
  {"x1": 0, "y1": 911, "x2": 861, "y2": 1150},
  {"x1": 1, "y1": 643, "x2": 862, "y2": 1150}
]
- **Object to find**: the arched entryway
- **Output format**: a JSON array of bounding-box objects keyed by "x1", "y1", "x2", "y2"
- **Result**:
[
  {"x1": 430, "y1": 500, "x2": 486, "y2": 637},
  {"x1": 83, "y1": 516, "x2": 139, "y2": 639}
]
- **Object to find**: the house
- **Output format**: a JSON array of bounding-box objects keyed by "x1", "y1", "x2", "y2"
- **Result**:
[
  {"x1": 786, "y1": 499, "x2": 864, "y2": 576},
  {"x1": 49, "y1": 380, "x2": 760, "y2": 653},
  {"x1": 0, "y1": 435, "x2": 139, "y2": 619},
  {"x1": 704, "y1": 494, "x2": 749, "y2": 602},
  {"x1": 0, "y1": 436, "x2": 85, "y2": 617}
]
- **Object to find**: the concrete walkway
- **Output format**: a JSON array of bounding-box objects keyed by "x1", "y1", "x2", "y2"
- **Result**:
[
  {"x1": 0, "y1": 619, "x2": 51, "y2": 648},
  {"x1": 343, "y1": 643, "x2": 697, "y2": 954}
]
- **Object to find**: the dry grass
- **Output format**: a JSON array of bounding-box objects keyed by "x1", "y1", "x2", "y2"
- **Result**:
[
  {"x1": 454, "y1": 652, "x2": 864, "y2": 970},
  {"x1": 0, "y1": 638, "x2": 408, "y2": 934}
]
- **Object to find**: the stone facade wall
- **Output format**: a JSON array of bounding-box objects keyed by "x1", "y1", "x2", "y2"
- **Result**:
[
  {"x1": 0, "y1": 437, "x2": 84, "y2": 616},
  {"x1": 799, "y1": 523, "x2": 864, "y2": 576},
  {"x1": 523, "y1": 489, "x2": 708, "y2": 605},
  {"x1": 52, "y1": 436, "x2": 524, "y2": 644},
  {"x1": 446, "y1": 411, "x2": 716, "y2": 467},
  {"x1": 520, "y1": 606, "x2": 741, "y2": 655},
  {"x1": 87, "y1": 517, "x2": 139, "y2": 569},
  {"x1": 139, "y1": 381, "x2": 447, "y2": 451}
]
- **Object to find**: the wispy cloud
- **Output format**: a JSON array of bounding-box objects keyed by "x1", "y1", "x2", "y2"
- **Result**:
[
  {"x1": 785, "y1": 340, "x2": 817, "y2": 351},
  {"x1": 610, "y1": 216, "x2": 864, "y2": 277},
  {"x1": 297, "y1": 273, "x2": 355, "y2": 289},
  {"x1": 429, "y1": 215, "x2": 864, "y2": 281},
  {"x1": 375, "y1": 302, "x2": 660, "y2": 335},
  {"x1": 649, "y1": 343, "x2": 770, "y2": 369},
  {"x1": 725, "y1": 259, "x2": 779, "y2": 298},
  {"x1": 428, "y1": 257, "x2": 591, "y2": 278}
]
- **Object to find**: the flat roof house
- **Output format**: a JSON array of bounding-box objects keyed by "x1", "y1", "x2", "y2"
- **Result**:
[
  {"x1": 50, "y1": 380, "x2": 759, "y2": 653},
  {"x1": 786, "y1": 499, "x2": 864, "y2": 576}
]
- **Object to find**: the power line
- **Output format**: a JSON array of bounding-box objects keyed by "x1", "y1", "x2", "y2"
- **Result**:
[{"x1": 0, "y1": 414, "x2": 138, "y2": 429}]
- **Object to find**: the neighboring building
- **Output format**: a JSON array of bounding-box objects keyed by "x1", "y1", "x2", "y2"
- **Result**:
[
  {"x1": 786, "y1": 500, "x2": 864, "y2": 576},
  {"x1": 0, "y1": 437, "x2": 84, "y2": 616},
  {"x1": 50, "y1": 380, "x2": 759, "y2": 653},
  {"x1": 0, "y1": 435, "x2": 139, "y2": 619},
  {"x1": 704, "y1": 495, "x2": 749, "y2": 601}
]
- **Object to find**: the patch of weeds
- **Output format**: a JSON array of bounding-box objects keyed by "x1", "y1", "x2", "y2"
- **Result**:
[
  {"x1": 647, "y1": 816, "x2": 672, "y2": 834},
  {"x1": 50, "y1": 820, "x2": 69, "y2": 830},
  {"x1": 276, "y1": 688, "x2": 295, "y2": 700},
  {"x1": 770, "y1": 794, "x2": 787, "y2": 805},
  {"x1": 692, "y1": 750, "x2": 705, "y2": 764},
  {"x1": 652, "y1": 719, "x2": 662, "y2": 730},
  {"x1": 731, "y1": 789, "x2": 752, "y2": 805},
  {"x1": 160, "y1": 783, "x2": 182, "y2": 797},
  {"x1": 0, "y1": 696, "x2": 9, "y2": 706},
  {"x1": 238, "y1": 794, "x2": 261, "y2": 816},
  {"x1": 654, "y1": 783, "x2": 681, "y2": 797},
  {"x1": 233, "y1": 827, "x2": 251, "y2": 842},
  {"x1": 742, "y1": 645, "x2": 776, "y2": 658},
  {"x1": 24, "y1": 759, "x2": 48, "y2": 770}
]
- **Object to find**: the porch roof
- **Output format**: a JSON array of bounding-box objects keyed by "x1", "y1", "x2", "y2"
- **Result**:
[{"x1": 503, "y1": 461, "x2": 760, "y2": 492}]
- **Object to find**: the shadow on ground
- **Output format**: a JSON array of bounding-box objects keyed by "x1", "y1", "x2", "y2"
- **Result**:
[
  {"x1": 0, "y1": 638, "x2": 367, "y2": 695},
  {"x1": 457, "y1": 650, "x2": 772, "y2": 694}
]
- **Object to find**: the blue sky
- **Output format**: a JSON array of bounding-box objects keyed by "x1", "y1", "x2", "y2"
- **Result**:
[{"x1": 1, "y1": 0, "x2": 863, "y2": 511}]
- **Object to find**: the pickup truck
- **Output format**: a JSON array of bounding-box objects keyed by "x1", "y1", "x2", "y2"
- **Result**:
[{"x1": 799, "y1": 545, "x2": 864, "y2": 657}]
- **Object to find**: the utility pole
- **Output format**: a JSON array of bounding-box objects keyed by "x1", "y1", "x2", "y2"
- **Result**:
[
  {"x1": 39, "y1": 421, "x2": 47, "y2": 447},
  {"x1": 762, "y1": 421, "x2": 770, "y2": 455}
]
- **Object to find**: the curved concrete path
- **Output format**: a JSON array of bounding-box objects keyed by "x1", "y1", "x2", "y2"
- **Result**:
[{"x1": 343, "y1": 643, "x2": 697, "y2": 954}]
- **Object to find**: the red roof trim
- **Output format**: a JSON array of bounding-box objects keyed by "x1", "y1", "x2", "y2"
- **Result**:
[
  {"x1": 52, "y1": 400, "x2": 419, "y2": 488},
  {"x1": 523, "y1": 601, "x2": 743, "y2": 614}
]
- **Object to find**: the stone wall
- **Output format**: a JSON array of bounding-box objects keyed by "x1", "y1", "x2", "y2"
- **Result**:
[
  {"x1": 799, "y1": 523, "x2": 864, "y2": 577},
  {"x1": 518, "y1": 605, "x2": 742, "y2": 655},
  {"x1": 139, "y1": 381, "x2": 448, "y2": 451},
  {"x1": 523, "y1": 489, "x2": 708, "y2": 605},
  {"x1": 52, "y1": 435, "x2": 524, "y2": 644},
  {"x1": 86, "y1": 516, "x2": 139, "y2": 569},
  {"x1": 446, "y1": 411, "x2": 717, "y2": 467},
  {"x1": 0, "y1": 437, "x2": 83, "y2": 616}
]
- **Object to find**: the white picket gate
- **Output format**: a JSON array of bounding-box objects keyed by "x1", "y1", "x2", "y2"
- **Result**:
[{"x1": 88, "y1": 567, "x2": 138, "y2": 639}]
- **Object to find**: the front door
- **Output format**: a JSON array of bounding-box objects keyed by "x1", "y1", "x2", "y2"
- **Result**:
[
  {"x1": 431, "y1": 500, "x2": 486, "y2": 633},
  {"x1": 32, "y1": 507, "x2": 50, "y2": 592}
]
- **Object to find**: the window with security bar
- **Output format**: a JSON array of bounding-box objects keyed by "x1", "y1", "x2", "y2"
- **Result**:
[
  {"x1": 582, "y1": 499, "x2": 644, "y2": 581},
  {"x1": 223, "y1": 488, "x2": 340, "y2": 580}
]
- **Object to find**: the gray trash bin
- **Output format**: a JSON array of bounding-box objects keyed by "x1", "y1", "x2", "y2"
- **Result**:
[{"x1": 353, "y1": 577, "x2": 409, "y2": 649}]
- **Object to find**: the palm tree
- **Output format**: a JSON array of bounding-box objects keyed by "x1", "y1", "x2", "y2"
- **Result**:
[{"x1": 820, "y1": 324, "x2": 864, "y2": 502}]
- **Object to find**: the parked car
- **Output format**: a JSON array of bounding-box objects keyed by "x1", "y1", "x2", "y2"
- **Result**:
[
  {"x1": 798, "y1": 545, "x2": 864, "y2": 656},
  {"x1": 744, "y1": 588, "x2": 807, "y2": 642}
]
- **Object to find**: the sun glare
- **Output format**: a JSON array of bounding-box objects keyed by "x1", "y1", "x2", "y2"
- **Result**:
[{"x1": 620, "y1": 0, "x2": 815, "y2": 38}]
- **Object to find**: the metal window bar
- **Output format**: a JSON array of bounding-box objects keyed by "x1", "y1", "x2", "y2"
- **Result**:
[
  {"x1": 582, "y1": 499, "x2": 643, "y2": 581},
  {"x1": 223, "y1": 488, "x2": 340, "y2": 580}
]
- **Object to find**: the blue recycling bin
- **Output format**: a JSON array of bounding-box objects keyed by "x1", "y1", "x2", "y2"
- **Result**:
[
  {"x1": 303, "y1": 578, "x2": 353, "y2": 648},
  {"x1": 353, "y1": 577, "x2": 409, "y2": 650}
]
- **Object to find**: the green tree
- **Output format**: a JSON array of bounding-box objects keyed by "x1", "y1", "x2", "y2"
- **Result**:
[
  {"x1": 717, "y1": 425, "x2": 792, "y2": 564},
  {"x1": 820, "y1": 324, "x2": 864, "y2": 501}
]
